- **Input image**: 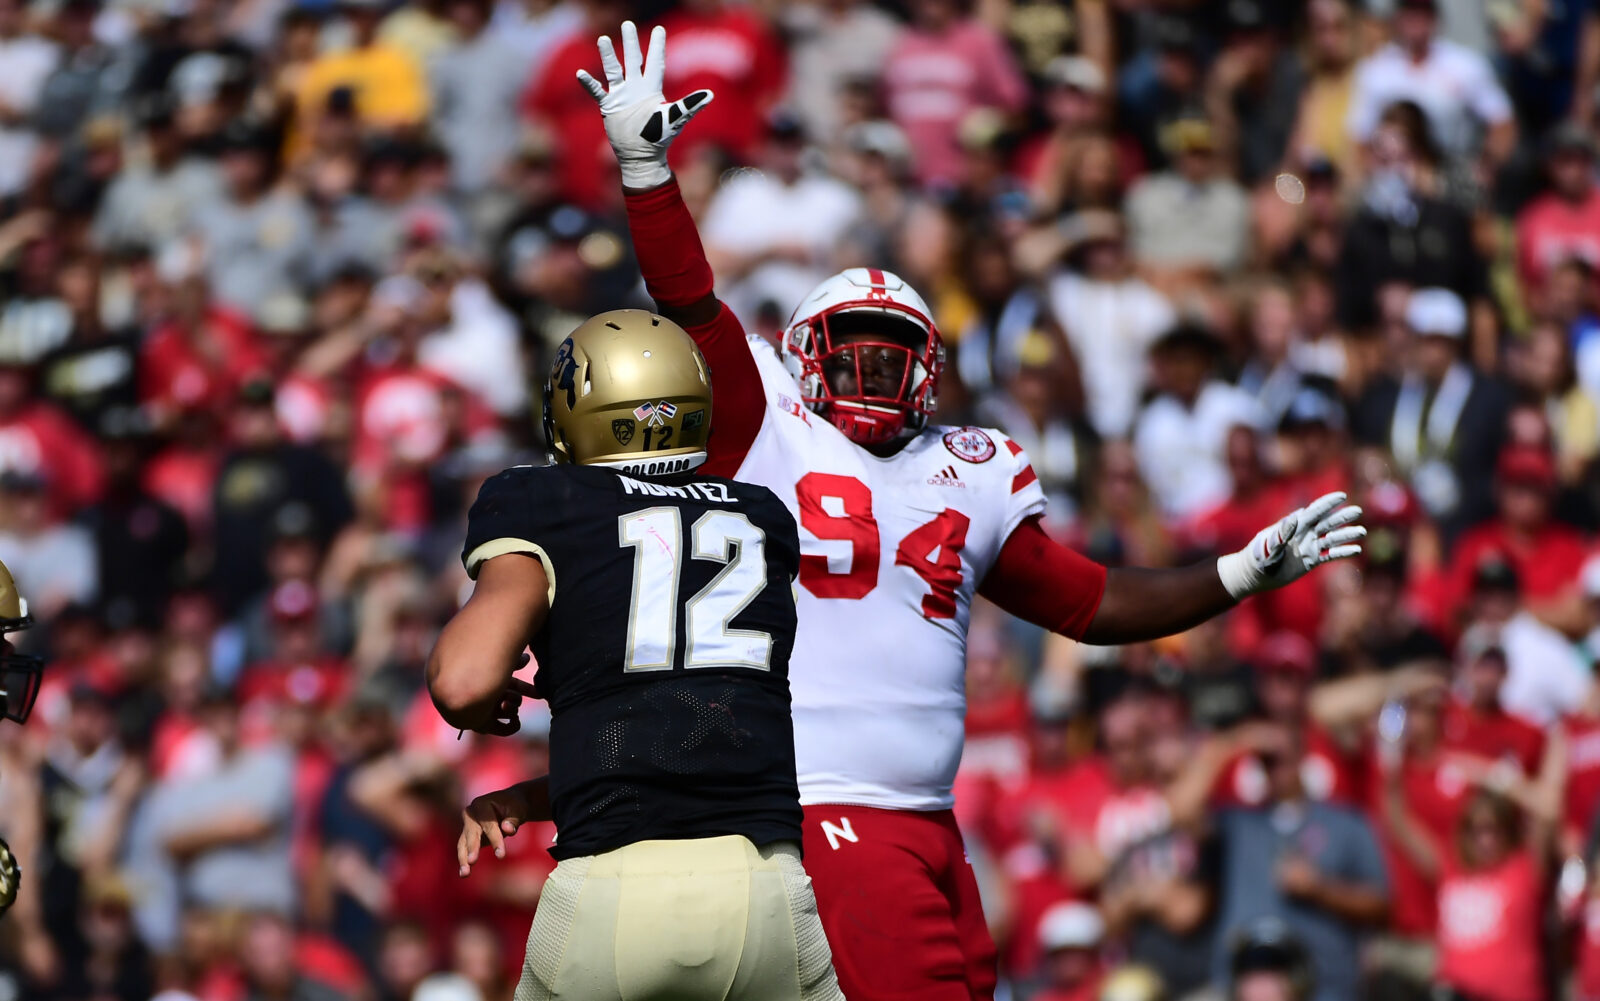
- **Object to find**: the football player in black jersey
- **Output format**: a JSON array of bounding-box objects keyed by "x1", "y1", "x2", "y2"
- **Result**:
[
  {"x1": 427, "y1": 309, "x2": 844, "y2": 1001},
  {"x1": 0, "y1": 559, "x2": 45, "y2": 916}
]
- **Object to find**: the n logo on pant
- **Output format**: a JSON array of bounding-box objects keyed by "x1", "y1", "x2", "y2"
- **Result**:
[{"x1": 820, "y1": 817, "x2": 858, "y2": 851}]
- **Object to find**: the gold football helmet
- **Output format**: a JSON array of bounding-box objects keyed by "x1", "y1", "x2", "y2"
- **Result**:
[
  {"x1": 0, "y1": 558, "x2": 40, "y2": 726},
  {"x1": 543, "y1": 309, "x2": 713, "y2": 476}
]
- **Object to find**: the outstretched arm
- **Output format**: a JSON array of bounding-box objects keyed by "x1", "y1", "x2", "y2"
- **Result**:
[
  {"x1": 982, "y1": 493, "x2": 1364, "y2": 646},
  {"x1": 580, "y1": 22, "x2": 765, "y2": 474}
]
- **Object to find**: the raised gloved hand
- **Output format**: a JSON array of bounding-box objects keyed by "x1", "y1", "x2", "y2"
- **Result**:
[
  {"x1": 577, "y1": 21, "x2": 714, "y2": 190},
  {"x1": 1215, "y1": 491, "x2": 1365, "y2": 600}
]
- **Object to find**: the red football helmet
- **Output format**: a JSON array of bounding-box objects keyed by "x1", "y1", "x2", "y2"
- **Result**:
[{"x1": 780, "y1": 268, "x2": 944, "y2": 446}]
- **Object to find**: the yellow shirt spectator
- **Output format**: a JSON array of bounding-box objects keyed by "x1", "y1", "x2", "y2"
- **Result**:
[{"x1": 290, "y1": 41, "x2": 429, "y2": 158}]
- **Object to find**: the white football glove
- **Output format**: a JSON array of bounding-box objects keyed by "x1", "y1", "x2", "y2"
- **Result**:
[
  {"x1": 576, "y1": 21, "x2": 714, "y2": 190},
  {"x1": 1216, "y1": 491, "x2": 1366, "y2": 600}
]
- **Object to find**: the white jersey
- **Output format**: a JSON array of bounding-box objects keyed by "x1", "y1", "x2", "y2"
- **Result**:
[{"x1": 735, "y1": 338, "x2": 1046, "y2": 810}]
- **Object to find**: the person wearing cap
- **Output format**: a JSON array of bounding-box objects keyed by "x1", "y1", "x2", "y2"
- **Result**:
[
  {"x1": 1445, "y1": 443, "x2": 1587, "y2": 633},
  {"x1": 1440, "y1": 624, "x2": 1545, "y2": 776},
  {"x1": 1459, "y1": 554, "x2": 1591, "y2": 726},
  {"x1": 212, "y1": 379, "x2": 353, "y2": 615},
  {"x1": 1125, "y1": 113, "x2": 1251, "y2": 284},
  {"x1": 1516, "y1": 123, "x2": 1600, "y2": 297},
  {"x1": 1353, "y1": 287, "x2": 1507, "y2": 536},
  {"x1": 1017, "y1": 54, "x2": 1116, "y2": 216},
  {"x1": 1046, "y1": 208, "x2": 1175, "y2": 440},
  {"x1": 290, "y1": 0, "x2": 429, "y2": 161},
  {"x1": 1133, "y1": 322, "x2": 1266, "y2": 520},
  {"x1": 700, "y1": 110, "x2": 861, "y2": 334},
  {"x1": 188, "y1": 121, "x2": 315, "y2": 317},
  {"x1": 92, "y1": 94, "x2": 224, "y2": 253},
  {"x1": 1033, "y1": 901, "x2": 1106, "y2": 1001},
  {"x1": 1345, "y1": 0, "x2": 1514, "y2": 164},
  {"x1": 1210, "y1": 632, "x2": 1360, "y2": 810}
]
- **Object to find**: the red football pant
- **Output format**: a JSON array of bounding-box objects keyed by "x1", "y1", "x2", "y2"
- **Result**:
[{"x1": 800, "y1": 804, "x2": 998, "y2": 1001}]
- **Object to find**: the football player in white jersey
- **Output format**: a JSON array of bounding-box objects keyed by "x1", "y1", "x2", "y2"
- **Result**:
[{"x1": 572, "y1": 22, "x2": 1367, "y2": 1001}]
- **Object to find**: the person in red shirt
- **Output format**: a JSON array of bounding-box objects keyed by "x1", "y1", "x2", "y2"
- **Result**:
[
  {"x1": 1361, "y1": 675, "x2": 1469, "y2": 948},
  {"x1": 1214, "y1": 632, "x2": 1359, "y2": 809},
  {"x1": 1381, "y1": 754, "x2": 1555, "y2": 1001},
  {"x1": 654, "y1": 0, "x2": 786, "y2": 164},
  {"x1": 519, "y1": 0, "x2": 629, "y2": 211},
  {"x1": 139, "y1": 256, "x2": 270, "y2": 425},
  {"x1": 0, "y1": 364, "x2": 104, "y2": 518},
  {"x1": 882, "y1": 0, "x2": 1028, "y2": 188},
  {"x1": 1516, "y1": 124, "x2": 1600, "y2": 297},
  {"x1": 1441, "y1": 630, "x2": 1545, "y2": 775},
  {"x1": 1446, "y1": 445, "x2": 1588, "y2": 632}
]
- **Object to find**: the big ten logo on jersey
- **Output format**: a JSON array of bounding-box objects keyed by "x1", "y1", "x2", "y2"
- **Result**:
[
  {"x1": 794, "y1": 472, "x2": 970, "y2": 619},
  {"x1": 619, "y1": 476, "x2": 736, "y2": 504}
]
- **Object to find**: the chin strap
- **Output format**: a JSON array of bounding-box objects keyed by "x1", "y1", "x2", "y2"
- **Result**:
[{"x1": 826, "y1": 402, "x2": 911, "y2": 446}]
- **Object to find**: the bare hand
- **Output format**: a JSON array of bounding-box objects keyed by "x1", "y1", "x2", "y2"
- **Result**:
[
  {"x1": 1277, "y1": 855, "x2": 1320, "y2": 898},
  {"x1": 458, "y1": 785, "x2": 533, "y2": 876},
  {"x1": 469, "y1": 658, "x2": 538, "y2": 736}
]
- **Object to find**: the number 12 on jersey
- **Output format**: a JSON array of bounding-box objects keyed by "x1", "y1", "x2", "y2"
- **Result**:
[{"x1": 617, "y1": 507, "x2": 773, "y2": 672}]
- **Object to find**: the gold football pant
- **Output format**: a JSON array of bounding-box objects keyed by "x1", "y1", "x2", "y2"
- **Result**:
[{"x1": 515, "y1": 835, "x2": 846, "y2": 1001}]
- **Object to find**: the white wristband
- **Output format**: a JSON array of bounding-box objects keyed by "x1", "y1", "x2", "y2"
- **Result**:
[
  {"x1": 1216, "y1": 550, "x2": 1260, "y2": 602},
  {"x1": 618, "y1": 158, "x2": 672, "y2": 190}
]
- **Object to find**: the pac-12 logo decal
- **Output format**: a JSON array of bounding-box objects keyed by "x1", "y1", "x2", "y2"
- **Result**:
[
  {"x1": 611, "y1": 418, "x2": 635, "y2": 445},
  {"x1": 943, "y1": 427, "x2": 996, "y2": 463}
]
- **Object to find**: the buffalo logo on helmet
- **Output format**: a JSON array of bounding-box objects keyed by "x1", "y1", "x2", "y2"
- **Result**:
[
  {"x1": 943, "y1": 427, "x2": 997, "y2": 463},
  {"x1": 611, "y1": 419, "x2": 635, "y2": 445},
  {"x1": 552, "y1": 337, "x2": 578, "y2": 408}
]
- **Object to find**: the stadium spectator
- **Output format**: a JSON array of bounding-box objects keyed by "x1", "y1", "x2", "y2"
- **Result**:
[
  {"x1": 1134, "y1": 324, "x2": 1264, "y2": 521},
  {"x1": 1346, "y1": 0, "x2": 1515, "y2": 165},
  {"x1": 883, "y1": 0, "x2": 1027, "y2": 189},
  {"x1": 700, "y1": 110, "x2": 860, "y2": 334},
  {"x1": 1517, "y1": 124, "x2": 1600, "y2": 296},
  {"x1": 1172, "y1": 724, "x2": 1389, "y2": 1001},
  {"x1": 1352, "y1": 287, "x2": 1506, "y2": 536}
]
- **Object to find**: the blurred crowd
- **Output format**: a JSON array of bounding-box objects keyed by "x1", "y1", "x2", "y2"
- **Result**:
[{"x1": 0, "y1": 0, "x2": 1595, "y2": 1000}]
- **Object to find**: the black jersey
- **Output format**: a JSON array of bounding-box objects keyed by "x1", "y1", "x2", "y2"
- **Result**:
[{"x1": 462, "y1": 463, "x2": 802, "y2": 860}]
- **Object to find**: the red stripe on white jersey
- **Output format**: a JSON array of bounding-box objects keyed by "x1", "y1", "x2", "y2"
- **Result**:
[
  {"x1": 1003, "y1": 439, "x2": 1023, "y2": 457},
  {"x1": 1012, "y1": 466, "x2": 1038, "y2": 493}
]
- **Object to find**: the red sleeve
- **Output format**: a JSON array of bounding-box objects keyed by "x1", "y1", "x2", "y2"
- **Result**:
[
  {"x1": 689, "y1": 304, "x2": 765, "y2": 478},
  {"x1": 624, "y1": 180, "x2": 765, "y2": 475},
  {"x1": 978, "y1": 517, "x2": 1108, "y2": 640}
]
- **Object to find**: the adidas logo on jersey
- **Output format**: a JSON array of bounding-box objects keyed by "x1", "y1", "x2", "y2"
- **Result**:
[{"x1": 926, "y1": 465, "x2": 965, "y2": 488}]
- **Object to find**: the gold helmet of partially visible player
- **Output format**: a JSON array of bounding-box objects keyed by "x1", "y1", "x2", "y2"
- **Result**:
[
  {"x1": 0, "y1": 557, "x2": 38, "y2": 917},
  {"x1": 0, "y1": 558, "x2": 39, "y2": 726},
  {"x1": 543, "y1": 309, "x2": 713, "y2": 477}
]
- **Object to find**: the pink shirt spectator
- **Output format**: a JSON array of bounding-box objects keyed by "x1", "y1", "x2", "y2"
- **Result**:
[
  {"x1": 1516, "y1": 187, "x2": 1600, "y2": 294},
  {"x1": 883, "y1": 19, "x2": 1026, "y2": 187}
]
